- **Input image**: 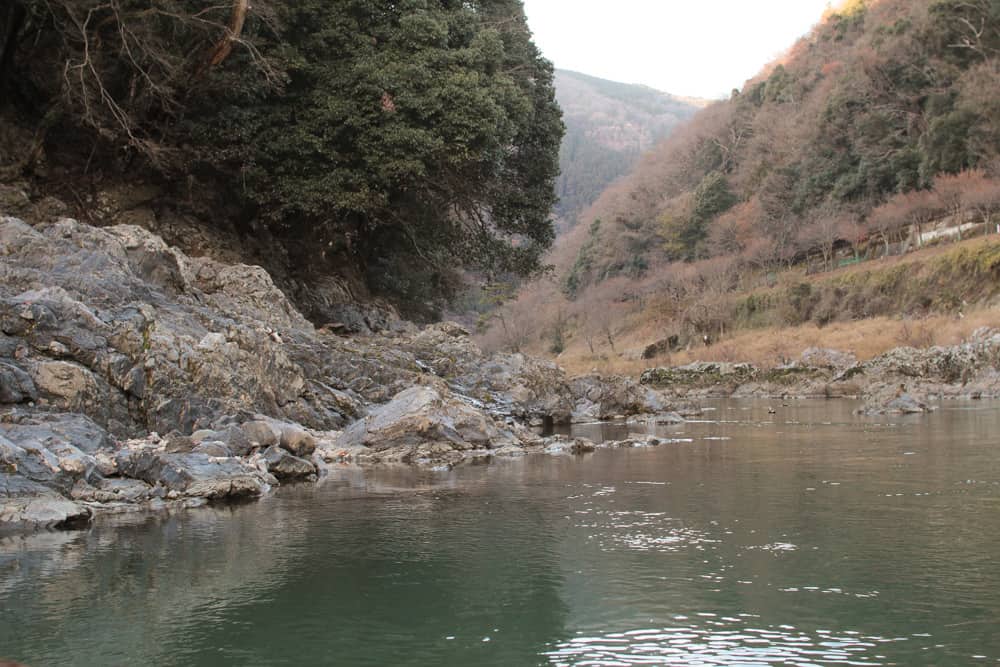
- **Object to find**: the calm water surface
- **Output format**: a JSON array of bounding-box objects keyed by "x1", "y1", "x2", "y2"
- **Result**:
[{"x1": 3, "y1": 399, "x2": 1000, "y2": 666}]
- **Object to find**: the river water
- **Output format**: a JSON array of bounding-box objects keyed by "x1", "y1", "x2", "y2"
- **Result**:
[{"x1": 2, "y1": 399, "x2": 1000, "y2": 666}]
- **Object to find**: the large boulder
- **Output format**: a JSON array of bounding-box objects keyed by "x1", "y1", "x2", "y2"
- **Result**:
[
  {"x1": 336, "y1": 386, "x2": 516, "y2": 464},
  {"x1": 0, "y1": 473, "x2": 91, "y2": 530},
  {"x1": 115, "y1": 449, "x2": 270, "y2": 499},
  {"x1": 458, "y1": 352, "x2": 576, "y2": 424},
  {"x1": 569, "y1": 374, "x2": 675, "y2": 422},
  {"x1": 0, "y1": 216, "x2": 354, "y2": 435},
  {"x1": 262, "y1": 445, "x2": 316, "y2": 481}
]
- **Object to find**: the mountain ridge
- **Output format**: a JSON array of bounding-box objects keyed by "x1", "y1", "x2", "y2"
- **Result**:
[{"x1": 553, "y1": 69, "x2": 706, "y2": 222}]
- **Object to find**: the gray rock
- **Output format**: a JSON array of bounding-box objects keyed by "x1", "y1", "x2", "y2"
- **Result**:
[
  {"x1": 570, "y1": 375, "x2": 674, "y2": 422},
  {"x1": 886, "y1": 393, "x2": 931, "y2": 414},
  {"x1": 0, "y1": 434, "x2": 62, "y2": 486},
  {"x1": 262, "y1": 445, "x2": 316, "y2": 481},
  {"x1": 0, "y1": 217, "x2": 333, "y2": 436},
  {"x1": 857, "y1": 388, "x2": 934, "y2": 415},
  {"x1": 0, "y1": 472, "x2": 91, "y2": 529},
  {"x1": 337, "y1": 386, "x2": 515, "y2": 463},
  {"x1": 0, "y1": 360, "x2": 37, "y2": 403},
  {"x1": 115, "y1": 449, "x2": 267, "y2": 499},
  {"x1": 0, "y1": 412, "x2": 114, "y2": 454}
]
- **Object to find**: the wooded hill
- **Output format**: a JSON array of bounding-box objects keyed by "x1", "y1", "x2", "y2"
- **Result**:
[
  {"x1": 553, "y1": 70, "x2": 704, "y2": 223},
  {"x1": 0, "y1": 0, "x2": 562, "y2": 318},
  {"x1": 561, "y1": 0, "x2": 1000, "y2": 298},
  {"x1": 478, "y1": 0, "x2": 1000, "y2": 363}
]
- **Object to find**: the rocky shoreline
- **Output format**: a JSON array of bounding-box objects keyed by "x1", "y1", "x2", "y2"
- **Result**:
[
  {"x1": 1, "y1": 212, "x2": 681, "y2": 531},
  {"x1": 640, "y1": 337, "x2": 1000, "y2": 403},
  {"x1": 3, "y1": 210, "x2": 996, "y2": 533}
]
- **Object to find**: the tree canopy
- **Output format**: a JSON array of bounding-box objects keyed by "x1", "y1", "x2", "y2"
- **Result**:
[{"x1": 1, "y1": 0, "x2": 563, "y2": 310}]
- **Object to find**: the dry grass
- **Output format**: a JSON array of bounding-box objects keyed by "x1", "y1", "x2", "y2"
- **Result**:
[
  {"x1": 499, "y1": 234, "x2": 1000, "y2": 377},
  {"x1": 553, "y1": 307, "x2": 1000, "y2": 377}
]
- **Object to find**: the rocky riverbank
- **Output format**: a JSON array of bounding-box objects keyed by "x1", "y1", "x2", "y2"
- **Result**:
[
  {"x1": 640, "y1": 337, "x2": 1000, "y2": 402},
  {"x1": 4, "y1": 206, "x2": 996, "y2": 533},
  {"x1": 1, "y1": 212, "x2": 681, "y2": 531}
]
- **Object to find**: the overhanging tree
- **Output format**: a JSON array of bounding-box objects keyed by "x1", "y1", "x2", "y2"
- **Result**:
[{"x1": 3, "y1": 0, "x2": 563, "y2": 308}]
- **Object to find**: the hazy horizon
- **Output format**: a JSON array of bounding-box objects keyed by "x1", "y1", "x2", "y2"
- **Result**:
[{"x1": 523, "y1": 0, "x2": 835, "y2": 99}]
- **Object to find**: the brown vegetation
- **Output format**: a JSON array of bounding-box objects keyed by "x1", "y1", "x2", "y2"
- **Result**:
[{"x1": 481, "y1": 0, "x2": 1000, "y2": 377}]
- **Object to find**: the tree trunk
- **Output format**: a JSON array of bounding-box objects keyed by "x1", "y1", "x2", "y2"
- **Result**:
[
  {"x1": 192, "y1": 0, "x2": 249, "y2": 80},
  {"x1": 0, "y1": 2, "x2": 26, "y2": 98}
]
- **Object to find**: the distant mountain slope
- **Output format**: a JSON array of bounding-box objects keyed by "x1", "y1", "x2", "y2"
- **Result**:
[
  {"x1": 554, "y1": 70, "x2": 707, "y2": 222},
  {"x1": 561, "y1": 0, "x2": 1000, "y2": 294}
]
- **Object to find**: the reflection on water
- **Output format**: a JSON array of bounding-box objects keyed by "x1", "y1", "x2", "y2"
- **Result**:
[
  {"x1": 3, "y1": 399, "x2": 1000, "y2": 666},
  {"x1": 548, "y1": 621, "x2": 904, "y2": 666}
]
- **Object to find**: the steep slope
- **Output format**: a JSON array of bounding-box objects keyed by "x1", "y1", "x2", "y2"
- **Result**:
[
  {"x1": 554, "y1": 70, "x2": 706, "y2": 222},
  {"x1": 563, "y1": 0, "x2": 1000, "y2": 293},
  {"x1": 479, "y1": 0, "x2": 1000, "y2": 371}
]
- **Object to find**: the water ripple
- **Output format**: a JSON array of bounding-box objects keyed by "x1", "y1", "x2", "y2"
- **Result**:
[{"x1": 545, "y1": 621, "x2": 901, "y2": 666}]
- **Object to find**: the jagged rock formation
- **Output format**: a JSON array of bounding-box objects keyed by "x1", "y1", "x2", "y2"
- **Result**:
[{"x1": 0, "y1": 213, "x2": 681, "y2": 531}]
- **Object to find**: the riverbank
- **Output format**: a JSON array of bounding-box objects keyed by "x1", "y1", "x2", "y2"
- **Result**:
[
  {"x1": 0, "y1": 210, "x2": 682, "y2": 532},
  {"x1": 639, "y1": 334, "x2": 1000, "y2": 402},
  {"x1": 493, "y1": 234, "x2": 1000, "y2": 379},
  {"x1": 4, "y1": 208, "x2": 997, "y2": 533}
]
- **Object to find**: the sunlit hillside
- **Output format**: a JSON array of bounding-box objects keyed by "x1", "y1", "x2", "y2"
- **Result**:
[{"x1": 480, "y1": 0, "x2": 1000, "y2": 367}]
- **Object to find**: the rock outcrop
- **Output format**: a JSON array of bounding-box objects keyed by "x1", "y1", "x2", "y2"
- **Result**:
[
  {"x1": 336, "y1": 386, "x2": 522, "y2": 466},
  {"x1": 642, "y1": 331, "x2": 1000, "y2": 401},
  {"x1": 1, "y1": 213, "x2": 685, "y2": 532}
]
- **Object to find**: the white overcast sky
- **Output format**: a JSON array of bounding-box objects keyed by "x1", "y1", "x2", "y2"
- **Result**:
[{"x1": 522, "y1": 0, "x2": 835, "y2": 99}]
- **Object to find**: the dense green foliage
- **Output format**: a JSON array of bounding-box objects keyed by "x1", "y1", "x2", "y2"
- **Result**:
[
  {"x1": 661, "y1": 171, "x2": 738, "y2": 260},
  {"x1": 1, "y1": 0, "x2": 563, "y2": 309},
  {"x1": 562, "y1": 218, "x2": 602, "y2": 297},
  {"x1": 563, "y1": 0, "x2": 1000, "y2": 295}
]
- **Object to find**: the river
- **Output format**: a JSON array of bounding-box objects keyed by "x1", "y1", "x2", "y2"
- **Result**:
[{"x1": 2, "y1": 399, "x2": 999, "y2": 666}]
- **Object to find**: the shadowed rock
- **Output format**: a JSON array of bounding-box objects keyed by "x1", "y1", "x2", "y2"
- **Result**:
[
  {"x1": 263, "y1": 445, "x2": 316, "y2": 481},
  {"x1": 0, "y1": 473, "x2": 91, "y2": 530}
]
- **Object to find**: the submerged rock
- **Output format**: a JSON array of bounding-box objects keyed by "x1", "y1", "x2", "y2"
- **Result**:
[
  {"x1": 542, "y1": 436, "x2": 596, "y2": 455},
  {"x1": 598, "y1": 435, "x2": 665, "y2": 449}
]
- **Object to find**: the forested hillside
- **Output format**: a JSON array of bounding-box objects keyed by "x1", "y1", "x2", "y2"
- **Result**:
[
  {"x1": 553, "y1": 70, "x2": 704, "y2": 222},
  {"x1": 481, "y1": 0, "x2": 1000, "y2": 365},
  {"x1": 561, "y1": 0, "x2": 1000, "y2": 296},
  {"x1": 0, "y1": 0, "x2": 562, "y2": 317}
]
